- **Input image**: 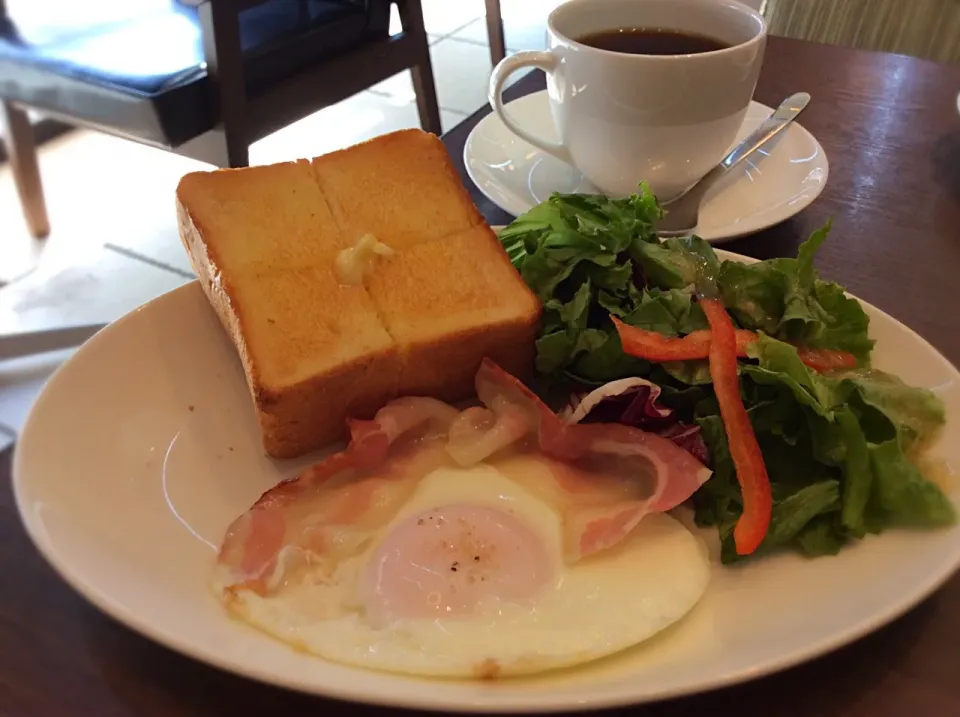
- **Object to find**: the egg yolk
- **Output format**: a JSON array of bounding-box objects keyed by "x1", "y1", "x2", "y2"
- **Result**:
[{"x1": 362, "y1": 503, "x2": 552, "y2": 622}]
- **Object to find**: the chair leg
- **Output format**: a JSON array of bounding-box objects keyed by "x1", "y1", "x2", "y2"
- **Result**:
[
  {"x1": 197, "y1": 0, "x2": 249, "y2": 167},
  {"x1": 411, "y1": 53, "x2": 442, "y2": 136},
  {"x1": 1, "y1": 100, "x2": 50, "y2": 239},
  {"x1": 485, "y1": 0, "x2": 507, "y2": 66},
  {"x1": 397, "y1": 0, "x2": 442, "y2": 135},
  {"x1": 211, "y1": 127, "x2": 249, "y2": 168}
]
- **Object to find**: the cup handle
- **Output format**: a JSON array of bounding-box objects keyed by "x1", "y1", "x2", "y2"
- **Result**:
[{"x1": 488, "y1": 51, "x2": 573, "y2": 165}]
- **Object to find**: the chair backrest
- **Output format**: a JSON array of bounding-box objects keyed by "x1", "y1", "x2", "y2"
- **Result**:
[{"x1": 0, "y1": 0, "x2": 435, "y2": 160}]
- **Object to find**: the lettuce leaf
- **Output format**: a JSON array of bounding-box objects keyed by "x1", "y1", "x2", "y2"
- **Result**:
[
  {"x1": 868, "y1": 440, "x2": 956, "y2": 527},
  {"x1": 695, "y1": 334, "x2": 953, "y2": 562},
  {"x1": 718, "y1": 222, "x2": 875, "y2": 365},
  {"x1": 500, "y1": 191, "x2": 955, "y2": 562},
  {"x1": 623, "y1": 287, "x2": 707, "y2": 335},
  {"x1": 834, "y1": 369, "x2": 946, "y2": 450},
  {"x1": 502, "y1": 186, "x2": 664, "y2": 383},
  {"x1": 629, "y1": 235, "x2": 720, "y2": 290},
  {"x1": 795, "y1": 516, "x2": 847, "y2": 557},
  {"x1": 499, "y1": 187, "x2": 662, "y2": 301},
  {"x1": 505, "y1": 197, "x2": 874, "y2": 385},
  {"x1": 697, "y1": 407, "x2": 846, "y2": 563},
  {"x1": 743, "y1": 334, "x2": 836, "y2": 416},
  {"x1": 835, "y1": 407, "x2": 873, "y2": 537}
]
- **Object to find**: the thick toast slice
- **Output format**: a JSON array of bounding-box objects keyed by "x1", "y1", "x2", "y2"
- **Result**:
[
  {"x1": 177, "y1": 161, "x2": 399, "y2": 458},
  {"x1": 177, "y1": 129, "x2": 541, "y2": 459},
  {"x1": 365, "y1": 224, "x2": 541, "y2": 400}
]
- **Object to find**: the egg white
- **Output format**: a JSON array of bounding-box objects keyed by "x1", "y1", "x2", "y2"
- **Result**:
[{"x1": 216, "y1": 463, "x2": 711, "y2": 678}]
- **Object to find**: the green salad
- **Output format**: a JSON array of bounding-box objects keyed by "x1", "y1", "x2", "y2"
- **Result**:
[{"x1": 499, "y1": 184, "x2": 955, "y2": 563}]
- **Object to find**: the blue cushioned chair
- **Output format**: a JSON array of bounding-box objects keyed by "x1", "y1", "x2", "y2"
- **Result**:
[{"x1": 0, "y1": 0, "x2": 441, "y2": 238}]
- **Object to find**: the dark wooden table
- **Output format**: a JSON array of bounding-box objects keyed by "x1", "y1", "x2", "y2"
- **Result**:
[{"x1": 2, "y1": 35, "x2": 959, "y2": 717}]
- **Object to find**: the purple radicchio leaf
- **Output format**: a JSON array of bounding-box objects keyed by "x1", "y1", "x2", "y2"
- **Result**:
[
  {"x1": 560, "y1": 378, "x2": 710, "y2": 465},
  {"x1": 657, "y1": 423, "x2": 710, "y2": 466}
]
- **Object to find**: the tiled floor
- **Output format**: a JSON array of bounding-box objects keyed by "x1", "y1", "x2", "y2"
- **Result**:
[{"x1": 0, "y1": 0, "x2": 562, "y2": 438}]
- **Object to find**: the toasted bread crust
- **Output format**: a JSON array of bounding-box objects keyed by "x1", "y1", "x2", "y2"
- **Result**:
[
  {"x1": 176, "y1": 129, "x2": 542, "y2": 459},
  {"x1": 177, "y1": 193, "x2": 258, "y2": 391},
  {"x1": 254, "y1": 350, "x2": 400, "y2": 458}
]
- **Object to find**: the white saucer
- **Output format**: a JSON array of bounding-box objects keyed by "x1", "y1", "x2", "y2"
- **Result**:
[{"x1": 465, "y1": 91, "x2": 829, "y2": 243}]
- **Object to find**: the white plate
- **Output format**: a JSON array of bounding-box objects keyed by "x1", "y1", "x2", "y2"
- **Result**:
[
  {"x1": 13, "y1": 251, "x2": 960, "y2": 713},
  {"x1": 465, "y1": 91, "x2": 829, "y2": 243}
]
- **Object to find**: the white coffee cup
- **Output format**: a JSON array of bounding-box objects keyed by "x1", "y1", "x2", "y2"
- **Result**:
[{"x1": 488, "y1": 0, "x2": 767, "y2": 199}]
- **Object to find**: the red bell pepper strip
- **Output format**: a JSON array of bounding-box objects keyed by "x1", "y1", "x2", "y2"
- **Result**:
[
  {"x1": 611, "y1": 317, "x2": 856, "y2": 373},
  {"x1": 611, "y1": 318, "x2": 755, "y2": 361},
  {"x1": 700, "y1": 298, "x2": 772, "y2": 555},
  {"x1": 795, "y1": 347, "x2": 858, "y2": 372},
  {"x1": 661, "y1": 328, "x2": 760, "y2": 359}
]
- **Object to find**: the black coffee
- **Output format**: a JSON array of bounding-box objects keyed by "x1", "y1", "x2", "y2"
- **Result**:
[{"x1": 577, "y1": 27, "x2": 728, "y2": 55}]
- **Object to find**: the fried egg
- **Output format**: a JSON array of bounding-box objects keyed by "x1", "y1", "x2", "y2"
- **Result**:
[{"x1": 216, "y1": 454, "x2": 711, "y2": 678}]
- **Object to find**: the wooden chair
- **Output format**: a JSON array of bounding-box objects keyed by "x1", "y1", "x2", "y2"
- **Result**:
[{"x1": 0, "y1": 0, "x2": 441, "y2": 240}]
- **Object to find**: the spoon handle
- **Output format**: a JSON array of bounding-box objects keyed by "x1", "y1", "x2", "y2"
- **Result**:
[{"x1": 721, "y1": 92, "x2": 811, "y2": 171}]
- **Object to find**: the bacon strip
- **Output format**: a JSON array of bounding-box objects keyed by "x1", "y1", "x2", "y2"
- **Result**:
[
  {"x1": 474, "y1": 360, "x2": 712, "y2": 561},
  {"x1": 216, "y1": 398, "x2": 459, "y2": 592},
  {"x1": 217, "y1": 364, "x2": 713, "y2": 594},
  {"x1": 445, "y1": 404, "x2": 531, "y2": 467}
]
